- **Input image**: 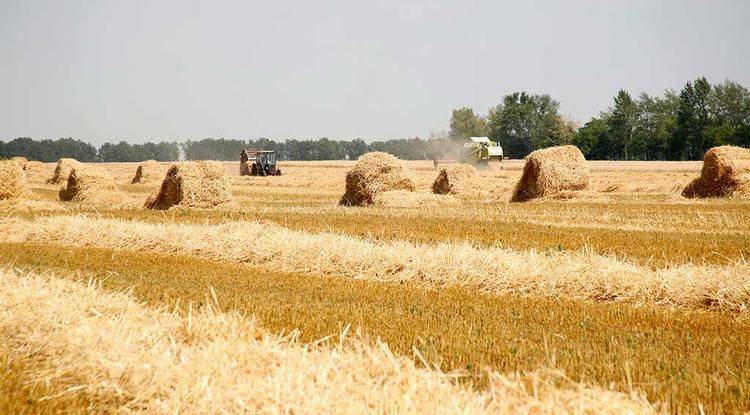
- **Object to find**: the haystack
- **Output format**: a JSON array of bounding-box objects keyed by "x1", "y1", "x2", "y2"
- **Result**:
[
  {"x1": 46, "y1": 158, "x2": 81, "y2": 184},
  {"x1": 373, "y1": 190, "x2": 459, "y2": 208},
  {"x1": 682, "y1": 146, "x2": 750, "y2": 198},
  {"x1": 23, "y1": 160, "x2": 43, "y2": 172},
  {"x1": 10, "y1": 156, "x2": 28, "y2": 168},
  {"x1": 58, "y1": 165, "x2": 118, "y2": 202},
  {"x1": 145, "y1": 161, "x2": 234, "y2": 209},
  {"x1": 511, "y1": 145, "x2": 590, "y2": 202},
  {"x1": 339, "y1": 152, "x2": 416, "y2": 206},
  {"x1": 131, "y1": 160, "x2": 165, "y2": 184},
  {"x1": 432, "y1": 164, "x2": 476, "y2": 195},
  {"x1": 0, "y1": 160, "x2": 28, "y2": 200}
]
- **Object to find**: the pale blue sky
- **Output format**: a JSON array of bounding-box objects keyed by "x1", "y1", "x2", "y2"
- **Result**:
[{"x1": 1, "y1": 0, "x2": 749, "y2": 144}]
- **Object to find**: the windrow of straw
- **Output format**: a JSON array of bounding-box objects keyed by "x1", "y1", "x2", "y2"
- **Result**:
[
  {"x1": 432, "y1": 164, "x2": 476, "y2": 195},
  {"x1": 2, "y1": 216, "x2": 747, "y2": 313},
  {"x1": 0, "y1": 160, "x2": 29, "y2": 200},
  {"x1": 46, "y1": 158, "x2": 81, "y2": 184},
  {"x1": 511, "y1": 146, "x2": 590, "y2": 202},
  {"x1": 131, "y1": 160, "x2": 165, "y2": 184},
  {"x1": 340, "y1": 152, "x2": 416, "y2": 206},
  {"x1": 145, "y1": 161, "x2": 233, "y2": 209},
  {"x1": 682, "y1": 145, "x2": 750, "y2": 198},
  {"x1": 58, "y1": 165, "x2": 119, "y2": 202},
  {"x1": 0, "y1": 268, "x2": 655, "y2": 414}
]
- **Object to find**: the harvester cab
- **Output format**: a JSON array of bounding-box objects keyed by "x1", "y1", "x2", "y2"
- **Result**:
[
  {"x1": 461, "y1": 137, "x2": 503, "y2": 167},
  {"x1": 240, "y1": 149, "x2": 282, "y2": 176}
]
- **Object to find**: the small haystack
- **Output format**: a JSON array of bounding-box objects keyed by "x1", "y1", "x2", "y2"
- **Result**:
[
  {"x1": 131, "y1": 160, "x2": 165, "y2": 184},
  {"x1": 373, "y1": 190, "x2": 459, "y2": 208},
  {"x1": 145, "y1": 161, "x2": 234, "y2": 209},
  {"x1": 682, "y1": 145, "x2": 750, "y2": 198},
  {"x1": 511, "y1": 145, "x2": 590, "y2": 202},
  {"x1": 23, "y1": 160, "x2": 43, "y2": 172},
  {"x1": 339, "y1": 152, "x2": 416, "y2": 206},
  {"x1": 432, "y1": 164, "x2": 476, "y2": 195},
  {"x1": 0, "y1": 160, "x2": 28, "y2": 200},
  {"x1": 46, "y1": 158, "x2": 81, "y2": 184},
  {"x1": 10, "y1": 156, "x2": 28, "y2": 169},
  {"x1": 58, "y1": 165, "x2": 118, "y2": 202}
]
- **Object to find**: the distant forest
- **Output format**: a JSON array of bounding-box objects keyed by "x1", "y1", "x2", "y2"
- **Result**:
[{"x1": 2, "y1": 77, "x2": 748, "y2": 162}]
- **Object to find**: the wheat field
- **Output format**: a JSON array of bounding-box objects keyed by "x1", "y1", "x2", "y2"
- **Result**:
[{"x1": 1, "y1": 159, "x2": 749, "y2": 413}]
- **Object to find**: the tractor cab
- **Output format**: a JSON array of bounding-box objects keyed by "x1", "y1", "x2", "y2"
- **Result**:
[{"x1": 240, "y1": 149, "x2": 282, "y2": 176}]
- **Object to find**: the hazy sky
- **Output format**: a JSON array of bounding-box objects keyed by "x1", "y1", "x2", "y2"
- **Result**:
[{"x1": 1, "y1": 0, "x2": 749, "y2": 144}]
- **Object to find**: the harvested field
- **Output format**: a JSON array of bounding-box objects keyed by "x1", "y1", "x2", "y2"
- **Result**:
[
  {"x1": 0, "y1": 268, "x2": 654, "y2": 414},
  {"x1": 0, "y1": 159, "x2": 748, "y2": 412},
  {"x1": 2, "y1": 215, "x2": 748, "y2": 313},
  {"x1": 145, "y1": 161, "x2": 233, "y2": 209}
]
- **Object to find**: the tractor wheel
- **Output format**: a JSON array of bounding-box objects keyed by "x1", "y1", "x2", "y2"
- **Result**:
[
  {"x1": 276, "y1": 169, "x2": 282, "y2": 176},
  {"x1": 251, "y1": 164, "x2": 259, "y2": 176}
]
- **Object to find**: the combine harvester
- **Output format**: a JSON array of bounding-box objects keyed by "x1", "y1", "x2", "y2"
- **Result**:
[{"x1": 433, "y1": 136, "x2": 503, "y2": 170}]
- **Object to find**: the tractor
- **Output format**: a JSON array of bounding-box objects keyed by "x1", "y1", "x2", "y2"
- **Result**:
[{"x1": 240, "y1": 149, "x2": 282, "y2": 176}]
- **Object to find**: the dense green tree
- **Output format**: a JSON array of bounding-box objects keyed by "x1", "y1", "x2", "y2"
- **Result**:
[
  {"x1": 487, "y1": 92, "x2": 565, "y2": 158},
  {"x1": 608, "y1": 90, "x2": 637, "y2": 160},
  {"x1": 449, "y1": 108, "x2": 487, "y2": 141},
  {"x1": 673, "y1": 77, "x2": 712, "y2": 159},
  {"x1": 572, "y1": 117, "x2": 610, "y2": 159}
]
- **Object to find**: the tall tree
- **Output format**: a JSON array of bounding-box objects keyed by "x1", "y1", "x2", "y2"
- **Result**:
[
  {"x1": 674, "y1": 77, "x2": 712, "y2": 159},
  {"x1": 607, "y1": 90, "x2": 637, "y2": 160},
  {"x1": 449, "y1": 108, "x2": 487, "y2": 141},
  {"x1": 487, "y1": 92, "x2": 565, "y2": 158}
]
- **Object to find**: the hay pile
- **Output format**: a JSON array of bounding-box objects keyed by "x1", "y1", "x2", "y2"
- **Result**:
[
  {"x1": 511, "y1": 145, "x2": 590, "y2": 202},
  {"x1": 682, "y1": 146, "x2": 750, "y2": 198},
  {"x1": 46, "y1": 158, "x2": 81, "y2": 184},
  {"x1": 23, "y1": 160, "x2": 43, "y2": 172},
  {"x1": 131, "y1": 160, "x2": 165, "y2": 184},
  {"x1": 373, "y1": 190, "x2": 459, "y2": 208},
  {"x1": 432, "y1": 164, "x2": 476, "y2": 195},
  {"x1": 145, "y1": 161, "x2": 234, "y2": 209},
  {"x1": 0, "y1": 160, "x2": 28, "y2": 200},
  {"x1": 58, "y1": 165, "x2": 118, "y2": 202},
  {"x1": 339, "y1": 152, "x2": 416, "y2": 206}
]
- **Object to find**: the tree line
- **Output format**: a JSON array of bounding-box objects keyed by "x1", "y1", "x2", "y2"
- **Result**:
[
  {"x1": 3, "y1": 76, "x2": 747, "y2": 162},
  {"x1": 449, "y1": 77, "x2": 750, "y2": 160},
  {"x1": 0, "y1": 136, "x2": 456, "y2": 162}
]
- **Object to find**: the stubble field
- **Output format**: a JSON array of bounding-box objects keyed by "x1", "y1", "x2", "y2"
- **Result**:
[{"x1": 1, "y1": 158, "x2": 749, "y2": 414}]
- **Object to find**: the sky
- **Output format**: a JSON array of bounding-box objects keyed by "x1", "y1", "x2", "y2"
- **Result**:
[{"x1": 1, "y1": 0, "x2": 749, "y2": 144}]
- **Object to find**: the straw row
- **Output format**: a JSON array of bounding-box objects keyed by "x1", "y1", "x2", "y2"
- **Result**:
[
  {"x1": 0, "y1": 268, "x2": 655, "y2": 413},
  {"x1": 1, "y1": 216, "x2": 748, "y2": 313}
]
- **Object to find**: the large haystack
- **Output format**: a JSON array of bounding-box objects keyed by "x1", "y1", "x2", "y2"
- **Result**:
[
  {"x1": 0, "y1": 160, "x2": 28, "y2": 200},
  {"x1": 511, "y1": 145, "x2": 590, "y2": 202},
  {"x1": 58, "y1": 165, "x2": 118, "y2": 202},
  {"x1": 145, "y1": 161, "x2": 234, "y2": 209},
  {"x1": 131, "y1": 160, "x2": 165, "y2": 184},
  {"x1": 682, "y1": 146, "x2": 750, "y2": 198},
  {"x1": 46, "y1": 158, "x2": 81, "y2": 184},
  {"x1": 339, "y1": 152, "x2": 416, "y2": 206},
  {"x1": 432, "y1": 164, "x2": 476, "y2": 195}
]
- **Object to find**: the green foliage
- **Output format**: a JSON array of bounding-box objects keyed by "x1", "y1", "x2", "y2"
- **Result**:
[
  {"x1": 487, "y1": 92, "x2": 566, "y2": 158},
  {"x1": 0, "y1": 137, "x2": 97, "y2": 162},
  {"x1": 98, "y1": 141, "x2": 179, "y2": 162},
  {"x1": 449, "y1": 107, "x2": 487, "y2": 140}
]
